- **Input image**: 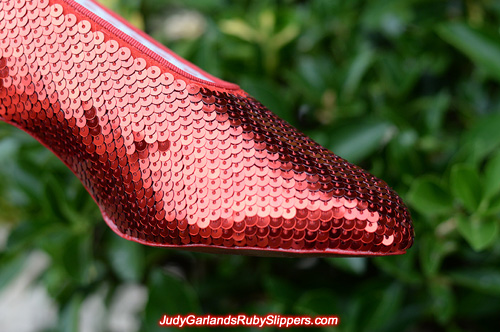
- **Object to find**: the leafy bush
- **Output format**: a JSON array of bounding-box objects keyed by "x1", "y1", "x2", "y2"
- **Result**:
[{"x1": 2, "y1": 0, "x2": 500, "y2": 331}]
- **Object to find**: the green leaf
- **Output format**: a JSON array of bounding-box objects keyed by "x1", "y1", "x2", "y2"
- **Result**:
[
  {"x1": 0, "y1": 252, "x2": 29, "y2": 290},
  {"x1": 373, "y1": 253, "x2": 422, "y2": 285},
  {"x1": 59, "y1": 293, "x2": 84, "y2": 332},
  {"x1": 484, "y1": 151, "x2": 500, "y2": 199},
  {"x1": 407, "y1": 176, "x2": 453, "y2": 215},
  {"x1": 107, "y1": 234, "x2": 145, "y2": 282},
  {"x1": 42, "y1": 175, "x2": 68, "y2": 222},
  {"x1": 484, "y1": 191, "x2": 500, "y2": 216},
  {"x1": 326, "y1": 257, "x2": 367, "y2": 275},
  {"x1": 328, "y1": 118, "x2": 393, "y2": 164},
  {"x1": 450, "y1": 268, "x2": 500, "y2": 295},
  {"x1": 263, "y1": 276, "x2": 298, "y2": 308},
  {"x1": 343, "y1": 49, "x2": 375, "y2": 98},
  {"x1": 272, "y1": 23, "x2": 300, "y2": 50},
  {"x1": 219, "y1": 19, "x2": 259, "y2": 43},
  {"x1": 429, "y1": 280, "x2": 455, "y2": 324},
  {"x1": 362, "y1": 0, "x2": 413, "y2": 37},
  {"x1": 462, "y1": 112, "x2": 500, "y2": 163},
  {"x1": 62, "y1": 235, "x2": 91, "y2": 283},
  {"x1": 365, "y1": 283, "x2": 404, "y2": 331},
  {"x1": 294, "y1": 289, "x2": 339, "y2": 316},
  {"x1": 419, "y1": 236, "x2": 454, "y2": 277},
  {"x1": 437, "y1": 22, "x2": 500, "y2": 82},
  {"x1": 144, "y1": 269, "x2": 202, "y2": 332},
  {"x1": 450, "y1": 164, "x2": 482, "y2": 212},
  {"x1": 0, "y1": 137, "x2": 19, "y2": 166},
  {"x1": 421, "y1": 92, "x2": 450, "y2": 134},
  {"x1": 7, "y1": 219, "x2": 49, "y2": 252},
  {"x1": 456, "y1": 215, "x2": 498, "y2": 251}
]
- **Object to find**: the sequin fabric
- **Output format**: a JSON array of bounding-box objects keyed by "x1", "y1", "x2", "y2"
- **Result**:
[{"x1": 0, "y1": 0, "x2": 413, "y2": 256}]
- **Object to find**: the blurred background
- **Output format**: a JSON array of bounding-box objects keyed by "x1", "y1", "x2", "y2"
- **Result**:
[{"x1": 2, "y1": 0, "x2": 500, "y2": 331}]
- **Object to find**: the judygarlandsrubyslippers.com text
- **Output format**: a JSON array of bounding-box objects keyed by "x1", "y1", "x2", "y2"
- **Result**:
[{"x1": 158, "y1": 313, "x2": 340, "y2": 328}]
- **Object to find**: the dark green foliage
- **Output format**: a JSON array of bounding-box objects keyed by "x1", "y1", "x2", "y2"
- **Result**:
[{"x1": 1, "y1": 0, "x2": 500, "y2": 331}]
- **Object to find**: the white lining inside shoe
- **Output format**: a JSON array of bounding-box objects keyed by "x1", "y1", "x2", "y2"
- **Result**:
[{"x1": 73, "y1": 0, "x2": 214, "y2": 82}]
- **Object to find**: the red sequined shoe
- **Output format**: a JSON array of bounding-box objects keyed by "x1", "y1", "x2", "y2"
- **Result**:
[{"x1": 0, "y1": 0, "x2": 413, "y2": 256}]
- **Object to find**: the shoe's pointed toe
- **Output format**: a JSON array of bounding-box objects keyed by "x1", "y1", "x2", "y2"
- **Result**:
[{"x1": 0, "y1": 0, "x2": 413, "y2": 256}]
